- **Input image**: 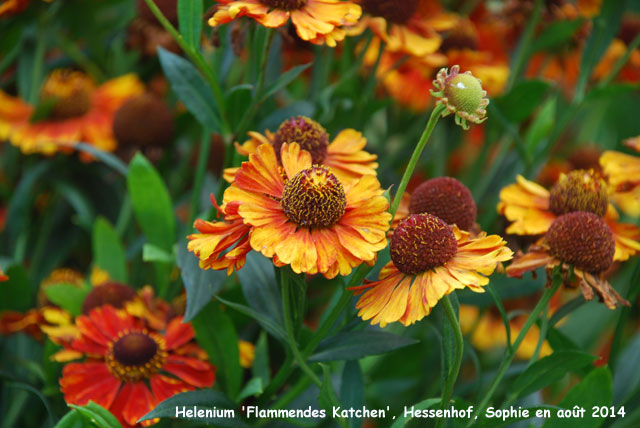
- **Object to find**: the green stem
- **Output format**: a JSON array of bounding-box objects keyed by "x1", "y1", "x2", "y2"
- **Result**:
[
  {"x1": 281, "y1": 269, "x2": 322, "y2": 387},
  {"x1": 436, "y1": 296, "x2": 464, "y2": 428},
  {"x1": 115, "y1": 195, "x2": 132, "y2": 238},
  {"x1": 190, "y1": 127, "x2": 212, "y2": 224},
  {"x1": 467, "y1": 275, "x2": 562, "y2": 427},
  {"x1": 390, "y1": 103, "x2": 446, "y2": 219},
  {"x1": 507, "y1": 0, "x2": 543, "y2": 90},
  {"x1": 257, "y1": 353, "x2": 294, "y2": 405},
  {"x1": 142, "y1": 0, "x2": 230, "y2": 136}
]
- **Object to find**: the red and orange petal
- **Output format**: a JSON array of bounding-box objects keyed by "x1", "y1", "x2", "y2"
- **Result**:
[
  {"x1": 225, "y1": 127, "x2": 378, "y2": 183},
  {"x1": 223, "y1": 142, "x2": 390, "y2": 278},
  {"x1": 0, "y1": 74, "x2": 143, "y2": 157},
  {"x1": 351, "y1": 227, "x2": 513, "y2": 327},
  {"x1": 0, "y1": 268, "x2": 7, "y2": 282},
  {"x1": 60, "y1": 307, "x2": 214, "y2": 427},
  {"x1": 458, "y1": 305, "x2": 551, "y2": 360},
  {"x1": 600, "y1": 149, "x2": 640, "y2": 217},
  {"x1": 0, "y1": 0, "x2": 29, "y2": 17},
  {"x1": 209, "y1": 0, "x2": 362, "y2": 47},
  {"x1": 497, "y1": 175, "x2": 640, "y2": 261}
]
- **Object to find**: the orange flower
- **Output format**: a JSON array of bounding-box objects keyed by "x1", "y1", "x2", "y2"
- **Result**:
[
  {"x1": 208, "y1": 0, "x2": 362, "y2": 47},
  {"x1": 224, "y1": 116, "x2": 378, "y2": 183},
  {"x1": 0, "y1": 0, "x2": 29, "y2": 17},
  {"x1": 0, "y1": 69, "x2": 143, "y2": 157},
  {"x1": 239, "y1": 340, "x2": 256, "y2": 368},
  {"x1": 459, "y1": 305, "x2": 552, "y2": 360},
  {"x1": 190, "y1": 142, "x2": 391, "y2": 278},
  {"x1": 506, "y1": 212, "x2": 629, "y2": 309},
  {"x1": 349, "y1": 0, "x2": 457, "y2": 58},
  {"x1": 59, "y1": 306, "x2": 215, "y2": 428},
  {"x1": 0, "y1": 268, "x2": 7, "y2": 281},
  {"x1": 498, "y1": 171, "x2": 640, "y2": 261},
  {"x1": 351, "y1": 213, "x2": 512, "y2": 327},
  {"x1": 600, "y1": 137, "x2": 640, "y2": 217}
]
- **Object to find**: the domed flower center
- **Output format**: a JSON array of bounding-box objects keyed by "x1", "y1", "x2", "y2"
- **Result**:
[
  {"x1": 443, "y1": 72, "x2": 485, "y2": 114},
  {"x1": 81, "y1": 282, "x2": 137, "y2": 314},
  {"x1": 549, "y1": 170, "x2": 608, "y2": 217},
  {"x1": 273, "y1": 116, "x2": 329, "y2": 164},
  {"x1": 260, "y1": 0, "x2": 307, "y2": 11},
  {"x1": 113, "y1": 93, "x2": 174, "y2": 147},
  {"x1": 107, "y1": 331, "x2": 166, "y2": 382},
  {"x1": 391, "y1": 213, "x2": 458, "y2": 275},
  {"x1": 546, "y1": 212, "x2": 614, "y2": 273},
  {"x1": 40, "y1": 70, "x2": 94, "y2": 119},
  {"x1": 441, "y1": 25, "x2": 479, "y2": 52},
  {"x1": 409, "y1": 177, "x2": 477, "y2": 231},
  {"x1": 362, "y1": 0, "x2": 418, "y2": 24},
  {"x1": 281, "y1": 166, "x2": 346, "y2": 229}
]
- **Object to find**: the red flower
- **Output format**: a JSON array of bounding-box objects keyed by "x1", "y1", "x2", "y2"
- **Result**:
[{"x1": 59, "y1": 306, "x2": 215, "y2": 427}]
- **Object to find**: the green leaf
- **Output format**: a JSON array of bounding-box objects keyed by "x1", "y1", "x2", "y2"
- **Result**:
[
  {"x1": 511, "y1": 350, "x2": 598, "y2": 399},
  {"x1": 236, "y1": 252, "x2": 285, "y2": 338},
  {"x1": 192, "y1": 302, "x2": 243, "y2": 400},
  {"x1": 225, "y1": 84, "x2": 253, "y2": 129},
  {"x1": 547, "y1": 328, "x2": 580, "y2": 352},
  {"x1": 494, "y1": 80, "x2": 551, "y2": 123},
  {"x1": 525, "y1": 97, "x2": 556, "y2": 158},
  {"x1": 139, "y1": 389, "x2": 246, "y2": 427},
  {"x1": 127, "y1": 153, "x2": 176, "y2": 252},
  {"x1": 613, "y1": 332, "x2": 640, "y2": 404},
  {"x1": 318, "y1": 364, "x2": 340, "y2": 418},
  {"x1": 576, "y1": 0, "x2": 625, "y2": 100},
  {"x1": 389, "y1": 398, "x2": 440, "y2": 428},
  {"x1": 43, "y1": 283, "x2": 91, "y2": 316},
  {"x1": 262, "y1": 63, "x2": 312, "y2": 100},
  {"x1": 74, "y1": 143, "x2": 128, "y2": 176},
  {"x1": 0, "y1": 265, "x2": 32, "y2": 312},
  {"x1": 142, "y1": 243, "x2": 174, "y2": 263},
  {"x1": 252, "y1": 332, "x2": 270, "y2": 384},
  {"x1": 236, "y1": 378, "x2": 263, "y2": 402},
  {"x1": 69, "y1": 402, "x2": 123, "y2": 428},
  {"x1": 178, "y1": 0, "x2": 203, "y2": 50},
  {"x1": 53, "y1": 410, "x2": 85, "y2": 428},
  {"x1": 177, "y1": 239, "x2": 227, "y2": 322},
  {"x1": 309, "y1": 331, "x2": 419, "y2": 362},
  {"x1": 6, "y1": 162, "x2": 51, "y2": 244},
  {"x1": 92, "y1": 217, "x2": 127, "y2": 283},
  {"x1": 29, "y1": 97, "x2": 57, "y2": 123},
  {"x1": 341, "y1": 361, "x2": 364, "y2": 428},
  {"x1": 216, "y1": 296, "x2": 287, "y2": 342},
  {"x1": 532, "y1": 19, "x2": 584, "y2": 53},
  {"x1": 157, "y1": 47, "x2": 221, "y2": 132},
  {"x1": 543, "y1": 366, "x2": 613, "y2": 428}
]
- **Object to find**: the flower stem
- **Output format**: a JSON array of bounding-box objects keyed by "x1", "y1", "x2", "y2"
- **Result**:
[
  {"x1": 435, "y1": 295, "x2": 464, "y2": 428},
  {"x1": 390, "y1": 103, "x2": 446, "y2": 220},
  {"x1": 190, "y1": 127, "x2": 212, "y2": 224},
  {"x1": 281, "y1": 269, "x2": 322, "y2": 387},
  {"x1": 142, "y1": 0, "x2": 230, "y2": 136},
  {"x1": 467, "y1": 274, "x2": 562, "y2": 427}
]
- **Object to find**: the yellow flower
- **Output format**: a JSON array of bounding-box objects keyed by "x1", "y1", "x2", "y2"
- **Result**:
[
  {"x1": 190, "y1": 142, "x2": 391, "y2": 278},
  {"x1": 600, "y1": 137, "x2": 640, "y2": 217},
  {"x1": 498, "y1": 171, "x2": 640, "y2": 262},
  {"x1": 208, "y1": 0, "x2": 362, "y2": 47},
  {"x1": 239, "y1": 340, "x2": 256, "y2": 368},
  {"x1": 0, "y1": 70, "x2": 143, "y2": 158},
  {"x1": 351, "y1": 213, "x2": 512, "y2": 327},
  {"x1": 224, "y1": 116, "x2": 378, "y2": 184}
]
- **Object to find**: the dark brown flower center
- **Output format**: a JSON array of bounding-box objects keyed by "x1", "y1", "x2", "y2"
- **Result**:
[
  {"x1": 260, "y1": 0, "x2": 307, "y2": 11},
  {"x1": 549, "y1": 169, "x2": 608, "y2": 217},
  {"x1": 546, "y1": 212, "x2": 614, "y2": 273},
  {"x1": 82, "y1": 282, "x2": 137, "y2": 314},
  {"x1": 440, "y1": 24, "x2": 479, "y2": 52},
  {"x1": 281, "y1": 166, "x2": 346, "y2": 229},
  {"x1": 409, "y1": 177, "x2": 477, "y2": 231},
  {"x1": 362, "y1": 0, "x2": 418, "y2": 24},
  {"x1": 107, "y1": 331, "x2": 166, "y2": 382},
  {"x1": 113, "y1": 93, "x2": 174, "y2": 147},
  {"x1": 40, "y1": 70, "x2": 93, "y2": 119},
  {"x1": 273, "y1": 116, "x2": 329, "y2": 164},
  {"x1": 391, "y1": 213, "x2": 458, "y2": 275}
]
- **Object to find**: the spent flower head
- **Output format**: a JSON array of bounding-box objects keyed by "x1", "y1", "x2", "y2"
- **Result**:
[{"x1": 431, "y1": 65, "x2": 489, "y2": 130}]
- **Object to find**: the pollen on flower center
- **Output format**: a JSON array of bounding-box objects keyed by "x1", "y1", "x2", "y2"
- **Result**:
[
  {"x1": 40, "y1": 69, "x2": 94, "y2": 119},
  {"x1": 409, "y1": 177, "x2": 477, "y2": 230},
  {"x1": 546, "y1": 211, "x2": 614, "y2": 273},
  {"x1": 549, "y1": 169, "x2": 608, "y2": 217},
  {"x1": 281, "y1": 166, "x2": 346, "y2": 229},
  {"x1": 390, "y1": 213, "x2": 458, "y2": 275},
  {"x1": 107, "y1": 331, "x2": 166, "y2": 382},
  {"x1": 362, "y1": 0, "x2": 418, "y2": 24},
  {"x1": 273, "y1": 116, "x2": 329, "y2": 164},
  {"x1": 260, "y1": 0, "x2": 307, "y2": 11}
]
